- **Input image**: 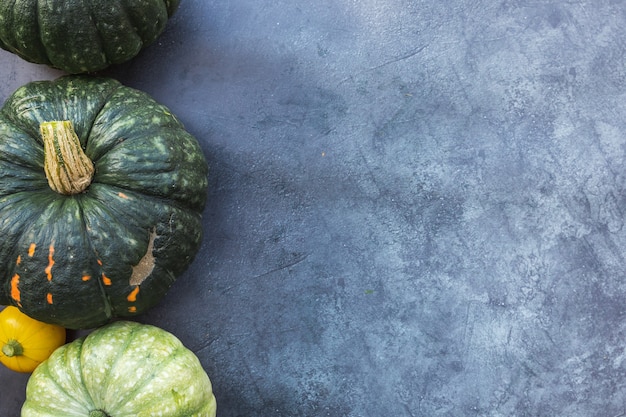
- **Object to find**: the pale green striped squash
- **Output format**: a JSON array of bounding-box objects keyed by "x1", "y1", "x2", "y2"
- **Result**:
[{"x1": 22, "y1": 321, "x2": 217, "y2": 417}]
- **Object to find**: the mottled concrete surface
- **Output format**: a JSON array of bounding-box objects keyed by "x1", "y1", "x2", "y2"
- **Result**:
[{"x1": 2, "y1": 1, "x2": 626, "y2": 416}]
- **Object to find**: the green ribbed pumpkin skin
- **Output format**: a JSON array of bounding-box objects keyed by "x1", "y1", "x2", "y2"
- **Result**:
[
  {"x1": 0, "y1": 75, "x2": 209, "y2": 329},
  {"x1": 22, "y1": 321, "x2": 217, "y2": 417},
  {"x1": 0, "y1": 0, "x2": 181, "y2": 73}
]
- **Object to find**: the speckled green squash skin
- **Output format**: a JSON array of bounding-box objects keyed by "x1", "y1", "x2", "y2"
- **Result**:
[
  {"x1": 22, "y1": 321, "x2": 217, "y2": 417},
  {"x1": 0, "y1": 0, "x2": 181, "y2": 74},
  {"x1": 0, "y1": 75, "x2": 208, "y2": 329}
]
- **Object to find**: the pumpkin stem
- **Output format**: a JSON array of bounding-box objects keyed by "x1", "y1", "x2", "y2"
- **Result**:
[
  {"x1": 2, "y1": 339, "x2": 24, "y2": 357},
  {"x1": 89, "y1": 410, "x2": 110, "y2": 417},
  {"x1": 40, "y1": 120, "x2": 94, "y2": 195}
]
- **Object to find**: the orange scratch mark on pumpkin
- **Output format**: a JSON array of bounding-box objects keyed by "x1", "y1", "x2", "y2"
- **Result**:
[
  {"x1": 16, "y1": 255, "x2": 21, "y2": 265},
  {"x1": 45, "y1": 245, "x2": 55, "y2": 281},
  {"x1": 28, "y1": 243, "x2": 36, "y2": 257},
  {"x1": 82, "y1": 275, "x2": 91, "y2": 282},
  {"x1": 118, "y1": 192, "x2": 129, "y2": 199},
  {"x1": 128, "y1": 306, "x2": 137, "y2": 313},
  {"x1": 127, "y1": 286, "x2": 140, "y2": 302},
  {"x1": 97, "y1": 259, "x2": 103, "y2": 266},
  {"x1": 102, "y1": 274, "x2": 112, "y2": 286},
  {"x1": 10, "y1": 274, "x2": 21, "y2": 306},
  {"x1": 46, "y1": 293, "x2": 53, "y2": 304}
]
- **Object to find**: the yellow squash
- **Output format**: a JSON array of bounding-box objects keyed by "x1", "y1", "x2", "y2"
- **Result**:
[{"x1": 0, "y1": 306, "x2": 66, "y2": 373}]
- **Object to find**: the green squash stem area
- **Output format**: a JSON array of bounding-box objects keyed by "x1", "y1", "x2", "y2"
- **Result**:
[{"x1": 0, "y1": 75, "x2": 209, "y2": 329}]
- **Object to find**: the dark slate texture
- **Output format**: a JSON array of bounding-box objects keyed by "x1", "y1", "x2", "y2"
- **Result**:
[{"x1": 2, "y1": 1, "x2": 626, "y2": 416}]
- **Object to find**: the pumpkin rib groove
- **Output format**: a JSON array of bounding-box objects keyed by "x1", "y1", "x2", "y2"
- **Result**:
[
  {"x1": 90, "y1": 272, "x2": 115, "y2": 323},
  {"x1": 73, "y1": 197, "x2": 116, "y2": 321},
  {"x1": 85, "y1": 324, "x2": 138, "y2": 411},
  {"x1": 0, "y1": 0, "x2": 19, "y2": 57},
  {"x1": 93, "y1": 179, "x2": 207, "y2": 214},
  {"x1": 93, "y1": 124, "x2": 197, "y2": 151},
  {"x1": 0, "y1": 162, "x2": 47, "y2": 193},
  {"x1": 132, "y1": 346, "x2": 215, "y2": 416},
  {"x1": 91, "y1": 274, "x2": 115, "y2": 323},
  {"x1": 98, "y1": 0, "x2": 145, "y2": 64},
  {"x1": 105, "y1": 329, "x2": 193, "y2": 413},
  {"x1": 107, "y1": 344, "x2": 191, "y2": 413},
  {"x1": 73, "y1": 339, "x2": 100, "y2": 414},
  {"x1": 32, "y1": 0, "x2": 51, "y2": 65},
  {"x1": 84, "y1": 2, "x2": 109, "y2": 68},
  {"x1": 84, "y1": 0, "x2": 141, "y2": 67},
  {"x1": 0, "y1": 1, "x2": 16, "y2": 54},
  {"x1": 100, "y1": 322, "x2": 137, "y2": 375},
  {"x1": 86, "y1": 85, "x2": 141, "y2": 146},
  {"x1": 86, "y1": 89, "x2": 188, "y2": 162},
  {"x1": 40, "y1": 0, "x2": 110, "y2": 73},
  {"x1": 90, "y1": 182, "x2": 194, "y2": 215},
  {"x1": 81, "y1": 81, "x2": 126, "y2": 148},
  {"x1": 0, "y1": 116, "x2": 45, "y2": 156},
  {"x1": 95, "y1": 176, "x2": 209, "y2": 208},
  {"x1": 56, "y1": 339, "x2": 99, "y2": 415},
  {"x1": 0, "y1": 150, "x2": 43, "y2": 173},
  {"x1": 1, "y1": 0, "x2": 50, "y2": 65},
  {"x1": 1, "y1": 98, "x2": 49, "y2": 140},
  {"x1": 116, "y1": 0, "x2": 169, "y2": 49},
  {"x1": 34, "y1": 360, "x2": 90, "y2": 414},
  {"x1": 122, "y1": 2, "x2": 144, "y2": 41}
]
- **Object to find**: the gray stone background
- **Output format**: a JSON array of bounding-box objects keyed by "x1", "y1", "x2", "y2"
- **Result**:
[{"x1": 1, "y1": 0, "x2": 626, "y2": 416}]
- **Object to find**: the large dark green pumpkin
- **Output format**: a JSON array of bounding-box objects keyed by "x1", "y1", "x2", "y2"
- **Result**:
[
  {"x1": 0, "y1": 75, "x2": 208, "y2": 329},
  {"x1": 0, "y1": 0, "x2": 181, "y2": 73}
]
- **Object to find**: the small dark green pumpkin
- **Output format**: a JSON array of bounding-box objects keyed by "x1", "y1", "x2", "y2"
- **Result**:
[
  {"x1": 0, "y1": 0, "x2": 181, "y2": 73},
  {"x1": 0, "y1": 75, "x2": 208, "y2": 329}
]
